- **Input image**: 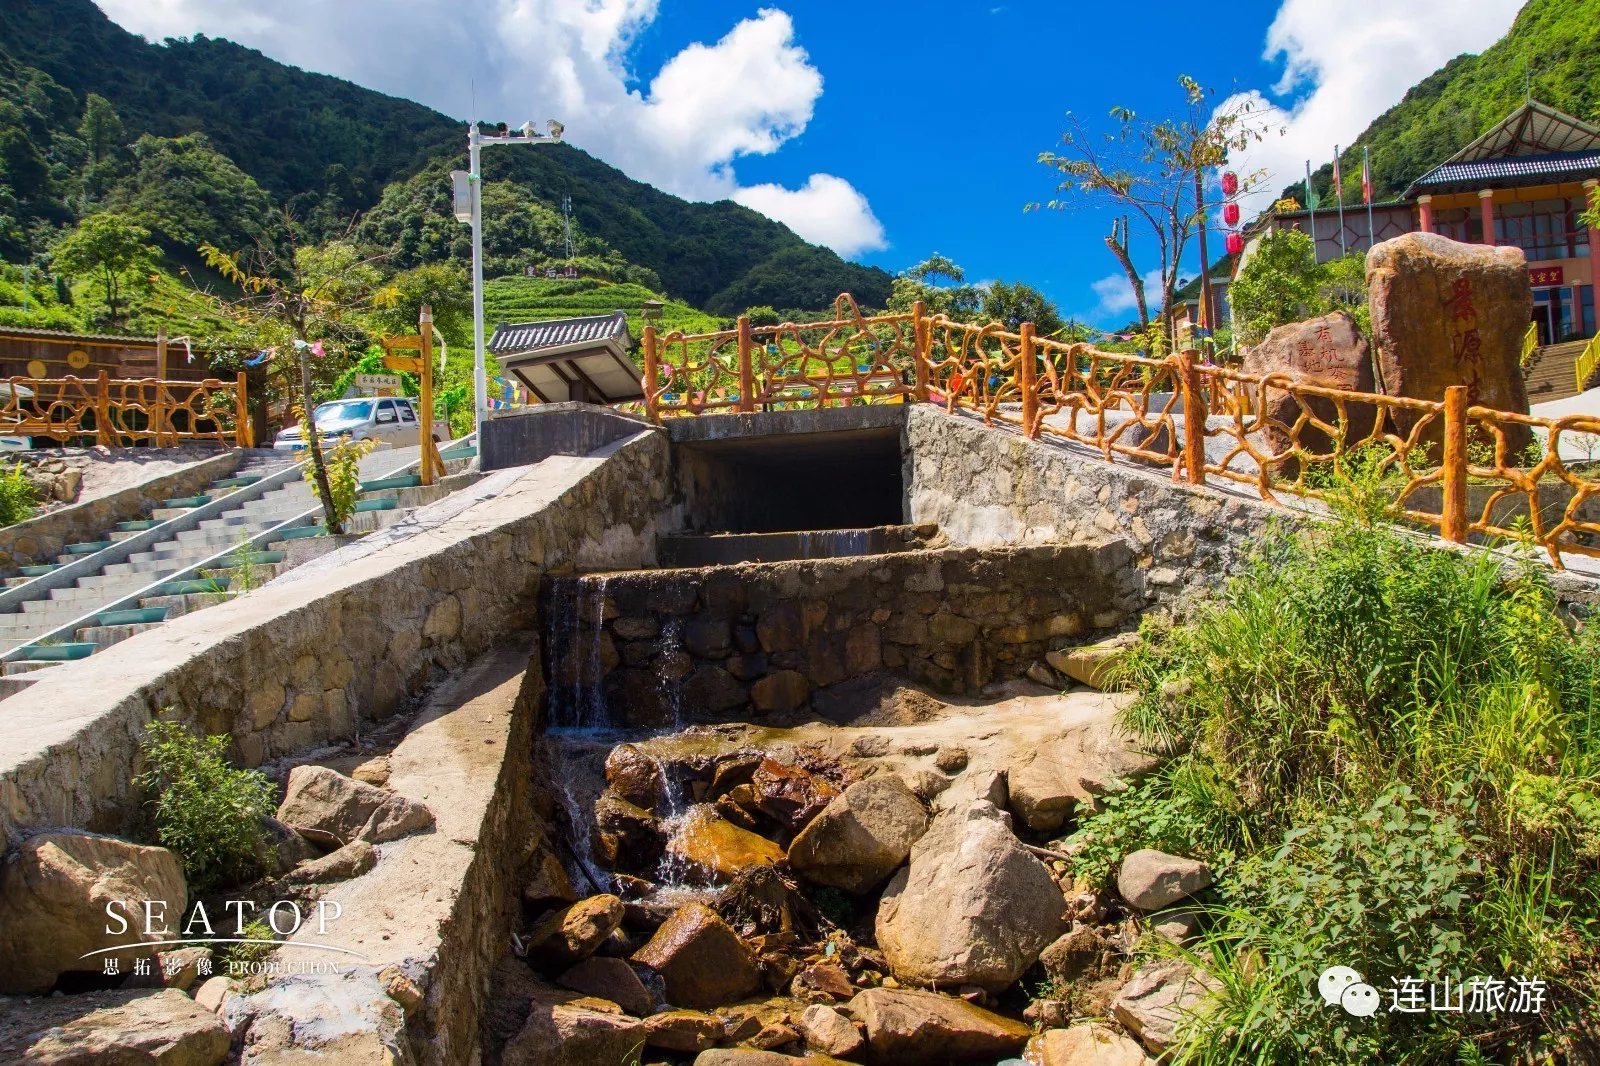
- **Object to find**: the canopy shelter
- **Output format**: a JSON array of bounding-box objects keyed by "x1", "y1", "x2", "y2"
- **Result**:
[
  {"x1": 488, "y1": 311, "x2": 641, "y2": 405},
  {"x1": 1404, "y1": 100, "x2": 1600, "y2": 197}
]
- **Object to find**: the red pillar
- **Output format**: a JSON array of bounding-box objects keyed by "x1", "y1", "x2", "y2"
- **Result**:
[
  {"x1": 1478, "y1": 190, "x2": 1496, "y2": 246},
  {"x1": 1417, "y1": 195, "x2": 1434, "y2": 234},
  {"x1": 1586, "y1": 181, "x2": 1599, "y2": 336}
]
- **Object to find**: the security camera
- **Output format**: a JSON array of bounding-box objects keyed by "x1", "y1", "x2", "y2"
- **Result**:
[
  {"x1": 520, "y1": 121, "x2": 536, "y2": 139},
  {"x1": 547, "y1": 119, "x2": 564, "y2": 141}
]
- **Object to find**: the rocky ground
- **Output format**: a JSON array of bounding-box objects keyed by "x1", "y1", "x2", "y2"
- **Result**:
[{"x1": 491, "y1": 674, "x2": 1220, "y2": 1066}]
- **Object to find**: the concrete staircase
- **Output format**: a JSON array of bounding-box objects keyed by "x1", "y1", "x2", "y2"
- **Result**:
[
  {"x1": 1524, "y1": 339, "x2": 1592, "y2": 402},
  {"x1": 0, "y1": 442, "x2": 479, "y2": 696}
]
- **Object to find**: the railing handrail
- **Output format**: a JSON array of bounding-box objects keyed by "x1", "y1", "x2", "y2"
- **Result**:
[
  {"x1": 1577, "y1": 334, "x2": 1600, "y2": 395},
  {"x1": 640, "y1": 294, "x2": 1600, "y2": 570}
]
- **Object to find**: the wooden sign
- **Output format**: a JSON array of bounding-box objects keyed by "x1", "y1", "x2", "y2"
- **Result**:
[
  {"x1": 382, "y1": 355, "x2": 422, "y2": 374},
  {"x1": 355, "y1": 373, "x2": 401, "y2": 396}
]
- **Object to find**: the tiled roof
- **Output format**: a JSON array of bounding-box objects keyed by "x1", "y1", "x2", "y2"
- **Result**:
[
  {"x1": 0, "y1": 325, "x2": 163, "y2": 345},
  {"x1": 488, "y1": 312, "x2": 629, "y2": 354},
  {"x1": 1407, "y1": 150, "x2": 1600, "y2": 195}
]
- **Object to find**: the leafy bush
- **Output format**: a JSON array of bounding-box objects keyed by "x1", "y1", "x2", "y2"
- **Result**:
[
  {"x1": 138, "y1": 719, "x2": 277, "y2": 892},
  {"x1": 0, "y1": 462, "x2": 39, "y2": 526}
]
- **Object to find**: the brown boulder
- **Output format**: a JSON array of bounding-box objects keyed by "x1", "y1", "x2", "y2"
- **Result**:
[
  {"x1": 788, "y1": 776, "x2": 929, "y2": 894},
  {"x1": 502, "y1": 992, "x2": 645, "y2": 1066},
  {"x1": 605, "y1": 743, "x2": 664, "y2": 809},
  {"x1": 750, "y1": 757, "x2": 839, "y2": 830},
  {"x1": 528, "y1": 895, "x2": 625, "y2": 967},
  {"x1": 524, "y1": 850, "x2": 580, "y2": 907},
  {"x1": 0, "y1": 831, "x2": 188, "y2": 995},
  {"x1": 1038, "y1": 926, "x2": 1118, "y2": 986},
  {"x1": 276, "y1": 764, "x2": 434, "y2": 846},
  {"x1": 666, "y1": 804, "x2": 785, "y2": 884},
  {"x1": 1240, "y1": 311, "x2": 1378, "y2": 459},
  {"x1": 0, "y1": 987, "x2": 229, "y2": 1065},
  {"x1": 849, "y1": 987, "x2": 1030, "y2": 1065},
  {"x1": 1117, "y1": 849, "x2": 1213, "y2": 912},
  {"x1": 1025, "y1": 1023, "x2": 1152, "y2": 1066},
  {"x1": 278, "y1": 839, "x2": 377, "y2": 885},
  {"x1": 1367, "y1": 231, "x2": 1533, "y2": 453},
  {"x1": 595, "y1": 790, "x2": 666, "y2": 872},
  {"x1": 1111, "y1": 960, "x2": 1221, "y2": 1054},
  {"x1": 800, "y1": 1003, "x2": 864, "y2": 1057},
  {"x1": 644, "y1": 1009, "x2": 726, "y2": 1052},
  {"x1": 631, "y1": 902, "x2": 762, "y2": 1009},
  {"x1": 557, "y1": 956, "x2": 654, "y2": 1016}
]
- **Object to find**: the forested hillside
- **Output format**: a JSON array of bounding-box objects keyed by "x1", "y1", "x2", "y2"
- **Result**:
[
  {"x1": 1299, "y1": 0, "x2": 1600, "y2": 207},
  {"x1": 0, "y1": 0, "x2": 891, "y2": 319}
]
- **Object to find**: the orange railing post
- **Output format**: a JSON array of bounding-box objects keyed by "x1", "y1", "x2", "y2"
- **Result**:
[
  {"x1": 1019, "y1": 321, "x2": 1038, "y2": 438},
  {"x1": 736, "y1": 315, "x2": 755, "y2": 413},
  {"x1": 1177, "y1": 349, "x2": 1208, "y2": 485},
  {"x1": 912, "y1": 299, "x2": 930, "y2": 403},
  {"x1": 95, "y1": 371, "x2": 111, "y2": 447},
  {"x1": 1441, "y1": 385, "x2": 1469, "y2": 543},
  {"x1": 235, "y1": 372, "x2": 251, "y2": 448},
  {"x1": 642, "y1": 324, "x2": 660, "y2": 422}
]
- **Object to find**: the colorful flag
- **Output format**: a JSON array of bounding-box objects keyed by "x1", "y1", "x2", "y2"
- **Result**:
[
  {"x1": 1362, "y1": 146, "x2": 1373, "y2": 205},
  {"x1": 1332, "y1": 146, "x2": 1343, "y2": 201}
]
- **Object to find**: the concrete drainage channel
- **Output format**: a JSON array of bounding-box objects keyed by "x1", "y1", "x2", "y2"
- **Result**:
[{"x1": 0, "y1": 437, "x2": 479, "y2": 695}]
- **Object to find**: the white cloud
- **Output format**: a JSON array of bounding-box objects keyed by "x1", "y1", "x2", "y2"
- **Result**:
[
  {"x1": 1090, "y1": 273, "x2": 1140, "y2": 317},
  {"x1": 91, "y1": 0, "x2": 885, "y2": 258},
  {"x1": 1222, "y1": 0, "x2": 1523, "y2": 219},
  {"x1": 734, "y1": 175, "x2": 885, "y2": 257}
]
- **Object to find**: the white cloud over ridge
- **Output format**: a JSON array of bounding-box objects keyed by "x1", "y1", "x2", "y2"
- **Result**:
[
  {"x1": 1220, "y1": 0, "x2": 1523, "y2": 220},
  {"x1": 92, "y1": 0, "x2": 887, "y2": 257}
]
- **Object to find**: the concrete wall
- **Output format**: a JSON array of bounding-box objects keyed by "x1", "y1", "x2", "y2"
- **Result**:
[
  {"x1": 548, "y1": 541, "x2": 1143, "y2": 728},
  {"x1": 904, "y1": 404, "x2": 1290, "y2": 607},
  {"x1": 0, "y1": 449, "x2": 238, "y2": 574},
  {"x1": 0, "y1": 430, "x2": 678, "y2": 847}
]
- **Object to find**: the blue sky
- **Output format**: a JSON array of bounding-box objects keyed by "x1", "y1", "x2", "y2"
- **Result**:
[{"x1": 100, "y1": 0, "x2": 1524, "y2": 326}]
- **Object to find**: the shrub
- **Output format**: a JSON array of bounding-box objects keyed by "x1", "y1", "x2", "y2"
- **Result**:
[
  {"x1": 138, "y1": 719, "x2": 277, "y2": 892},
  {"x1": 0, "y1": 462, "x2": 38, "y2": 526}
]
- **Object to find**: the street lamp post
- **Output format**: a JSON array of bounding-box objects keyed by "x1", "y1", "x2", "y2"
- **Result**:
[{"x1": 452, "y1": 119, "x2": 564, "y2": 444}]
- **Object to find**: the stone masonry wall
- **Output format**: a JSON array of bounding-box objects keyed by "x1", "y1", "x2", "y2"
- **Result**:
[
  {"x1": 904, "y1": 404, "x2": 1292, "y2": 607},
  {"x1": 0, "y1": 430, "x2": 677, "y2": 846},
  {"x1": 0, "y1": 448, "x2": 239, "y2": 574},
  {"x1": 548, "y1": 541, "x2": 1143, "y2": 729}
]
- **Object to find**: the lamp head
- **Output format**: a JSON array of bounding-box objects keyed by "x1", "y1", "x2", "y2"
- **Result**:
[{"x1": 547, "y1": 119, "x2": 564, "y2": 141}]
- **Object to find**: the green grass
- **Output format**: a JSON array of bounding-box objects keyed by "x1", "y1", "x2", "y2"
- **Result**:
[
  {"x1": 1067, "y1": 467, "x2": 1600, "y2": 1064},
  {"x1": 482, "y1": 276, "x2": 724, "y2": 339}
]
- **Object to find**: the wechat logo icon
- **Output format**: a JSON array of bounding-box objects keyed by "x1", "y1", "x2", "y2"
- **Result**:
[{"x1": 1319, "y1": 965, "x2": 1379, "y2": 1017}]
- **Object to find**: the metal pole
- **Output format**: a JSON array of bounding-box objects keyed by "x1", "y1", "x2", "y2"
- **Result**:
[
  {"x1": 1305, "y1": 160, "x2": 1318, "y2": 263},
  {"x1": 469, "y1": 125, "x2": 487, "y2": 443},
  {"x1": 1364, "y1": 145, "x2": 1376, "y2": 254},
  {"x1": 1192, "y1": 169, "x2": 1214, "y2": 354}
]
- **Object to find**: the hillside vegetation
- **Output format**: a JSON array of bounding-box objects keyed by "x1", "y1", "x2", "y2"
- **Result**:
[
  {"x1": 1296, "y1": 0, "x2": 1600, "y2": 208},
  {"x1": 483, "y1": 277, "x2": 723, "y2": 339}
]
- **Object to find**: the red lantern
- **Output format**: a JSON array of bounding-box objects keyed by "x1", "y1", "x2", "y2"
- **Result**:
[
  {"x1": 1223, "y1": 202, "x2": 1241, "y2": 227},
  {"x1": 1221, "y1": 171, "x2": 1239, "y2": 197},
  {"x1": 1226, "y1": 232, "x2": 1244, "y2": 256}
]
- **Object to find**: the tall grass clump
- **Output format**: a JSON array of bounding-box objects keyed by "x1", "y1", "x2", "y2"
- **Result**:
[
  {"x1": 0, "y1": 462, "x2": 39, "y2": 526},
  {"x1": 1067, "y1": 455, "x2": 1600, "y2": 1064}
]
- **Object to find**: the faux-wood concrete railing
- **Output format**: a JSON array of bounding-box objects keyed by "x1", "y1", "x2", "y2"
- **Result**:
[{"x1": 0, "y1": 371, "x2": 251, "y2": 447}]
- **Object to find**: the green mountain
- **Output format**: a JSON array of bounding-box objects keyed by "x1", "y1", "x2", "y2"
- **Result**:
[
  {"x1": 1294, "y1": 0, "x2": 1600, "y2": 208},
  {"x1": 0, "y1": 0, "x2": 891, "y2": 316}
]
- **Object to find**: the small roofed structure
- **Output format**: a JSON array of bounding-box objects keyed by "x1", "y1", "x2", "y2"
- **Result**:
[{"x1": 488, "y1": 311, "x2": 641, "y2": 405}]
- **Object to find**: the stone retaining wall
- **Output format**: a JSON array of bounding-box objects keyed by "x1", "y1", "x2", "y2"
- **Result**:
[
  {"x1": 0, "y1": 430, "x2": 677, "y2": 847},
  {"x1": 904, "y1": 404, "x2": 1290, "y2": 607},
  {"x1": 0, "y1": 448, "x2": 239, "y2": 574},
  {"x1": 548, "y1": 541, "x2": 1143, "y2": 728}
]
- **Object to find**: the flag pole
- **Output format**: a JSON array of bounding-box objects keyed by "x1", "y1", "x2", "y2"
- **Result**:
[
  {"x1": 1305, "y1": 160, "x2": 1318, "y2": 262},
  {"x1": 1334, "y1": 146, "x2": 1347, "y2": 258},
  {"x1": 1364, "y1": 144, "x2": 1376, "y2": 253}
]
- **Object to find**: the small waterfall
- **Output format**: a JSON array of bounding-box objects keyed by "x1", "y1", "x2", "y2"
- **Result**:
[
  {"x1": 646, "y1": 752, "x2": 702, "y2": 894},
  {"x1": 657, "y1": 614, "x2": 684, "y2": 727},
  {"x1": 549, "y1": 737, "x2": 612, "y2": 894},
  {"x1": 580, "y1": 574, "x2": 610, "y2": 728}
]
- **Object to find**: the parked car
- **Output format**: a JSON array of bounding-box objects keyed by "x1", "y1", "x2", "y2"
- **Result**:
[{"x1": 273, "y1": 396, "x2": 450, "y2": 452}]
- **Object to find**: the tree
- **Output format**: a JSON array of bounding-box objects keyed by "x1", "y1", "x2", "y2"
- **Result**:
[
  {"x1": 885, "y1": 255, "x2": 983, "y2": 321},
  {"x1": 1228, "y1": 230, "x2": 1373, "y2": 344},
  {"x1": 200, "y1": 230, "x2": 384, "y2": 534},
  {"x1": 1031, "y1": 76, "x2": 1276, "y2": 340},
  {"x1": 50, "y1": 212, "x2": 158, "y2": 327},
  {"x1": 982, "y1": 279, "x2": 1065, "y2": 338},
  {"x1": 109, "y1": 134, "x2": 275, "y2": 255},
  {"x1": 1582, "y1": 186, "x2": 1600, "y2": 232},
  {"x1": 77, "y1": 93, "x2": 125, "y2": 200}
]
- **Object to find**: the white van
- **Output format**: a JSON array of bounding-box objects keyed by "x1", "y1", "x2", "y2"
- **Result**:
[{"x1": 273, "y1": 396, "x2": 449, "y2": 452}]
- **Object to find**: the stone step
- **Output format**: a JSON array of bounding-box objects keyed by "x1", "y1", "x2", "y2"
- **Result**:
[
  {"x1": 3, "y1": 575, "x2": 32, "y2": 589},
  {"x1": 138, "y1": 592, "x2": 234, "y2": 617},
  {"x1": 18, "y1": 564, "x2": 59, "y2": 578},
  {"x1": 4, "y1": 660, "x2": 62, "y2": 676},
  {"x1": 210, "y1": 474, "x2": 264, "y2": 489},
  {"x1": 74, "y1": 622, "x2": 160, "y2": 649},
  {"x1": 116, "y1": 519, "x2": 161, "y2": 533}
]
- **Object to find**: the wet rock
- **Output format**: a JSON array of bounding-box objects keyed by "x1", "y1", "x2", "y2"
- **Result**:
[
  {"x1": 788, "y1": 776, "x2": 929, "y2": 894},
  {"x1": 631, "y1": 902, "x2": 762, "y2": 1009},
  {"x1": 666, "y1": 805, "x2": 785, "y2": 884},
  {"x1": 595, "y1": 791, "x2": 666, "y2": 872},
  {"x1": 1024, "y1": 1023, "x2": 1152, "y2": 1066},
  {"x1": 850, "y1": 987, "x2": 1031, "y2": 1065},
  {"x1": 1111, "y1": 960, "x2": 1220, "y2": 1055},
  {"x1": 685, "y1": 665, "x2": 751, "y2": 715},
  {"x1": 686, "y1": 618, "x2": 734, "y2": 658},
  {"x1": 800, "y1": 1003, "x2": 864, "y2": 1057},
  {"x1": 0, "y1": 987, "x2": 230, "y2": 1065},
  {"x1": 1368, "y1": 231, "x2": 1533, "y2": 453},
  {"x1": 749, "y1": 1019, "x2": 802, "y2": 1049},
  {"x1": 613, "y1": 615, "x2": 660, "y2": 640},
  {"x1": 524, "y1": 850, "x2": 580, "y2": 907},
  {"x1": 528, "y1": 895, "x2": 626, "y2": 967},
  {"x1": 279, "y1": 839, "x2": 377, "y2": 885},
  {"x1": 1240, "y1": 311, "x2": 1377, "y2": 458},
  {"x1": 0, "y1": 831, "x2": 188, "y2": 995},
  {"x1": 711, "y1": 752, "x2": 766, "y2": 798},
  {"x1": 1117, "y1": 850, "x2": 1212, "y2": 912},
  {"x1": 276, "y1": 764, "x2": 434, "y2": 846},
  {"x1": 716, "y1": 788, "x2": 763, "y2": 831},
  {"x1": 502, "y1": 991, "x2": 646, "y2": 1066},
  {"x1": 1044, "y1": 633, "x2": 1137, "y2": 691},
  {"x1": 751, "y1": 758, "x2": 840, "y2": 831},
  {"x1": 875, "y1": 799, "x2": 1066, "y2": 992},
  {"x1": 752, "y1": 670, "x2": 812, "y2": 714},
  {"x1": 645, "y1": 1009, "x2": 726, "y2": 1052},
  {"x1": 692, "y1": 1051, "x2": 851, "y2": 1065},
  {"x1": 606, "y1": 743, "x2": 664, "y2": 809},
  {"x1": 557, "y1": 956, "x2": 654, "y2": 1016}
]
